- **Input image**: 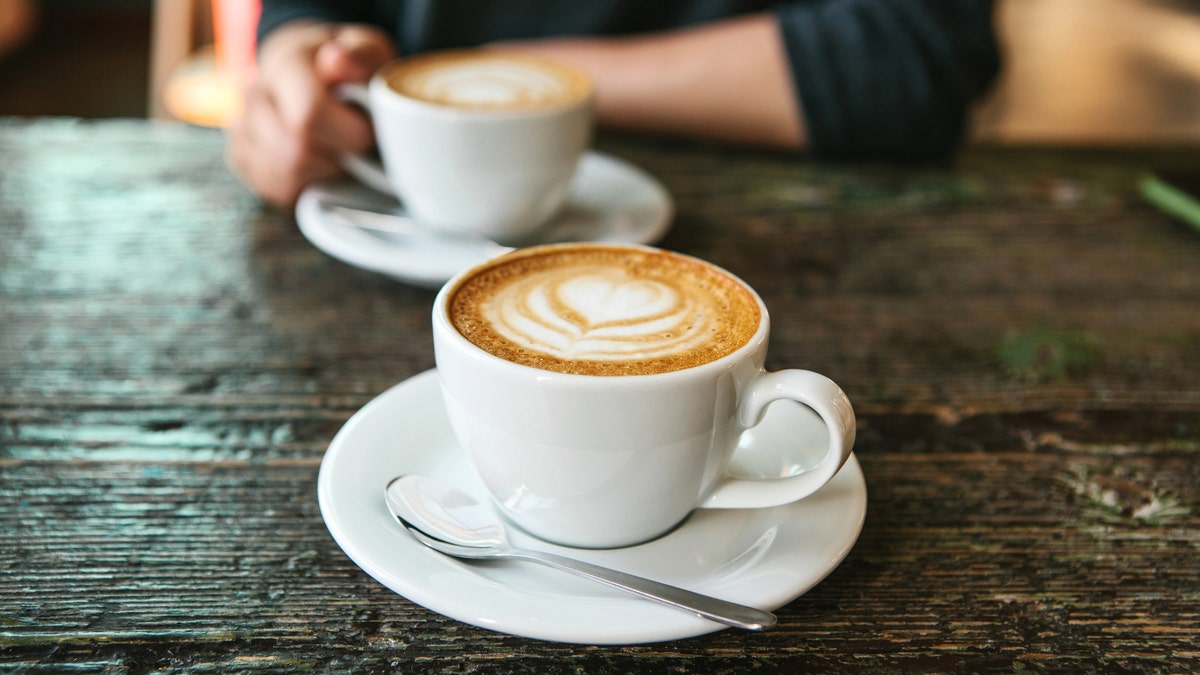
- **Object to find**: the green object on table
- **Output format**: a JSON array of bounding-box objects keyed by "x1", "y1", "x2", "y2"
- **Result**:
[{"x1": 1139, "y1": 172, "x2": 1200, "y2": 233}]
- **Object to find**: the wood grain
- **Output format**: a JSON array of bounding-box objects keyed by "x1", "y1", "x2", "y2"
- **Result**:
[{"x1": 2, "y1": 120, "x2": 1198, "y2": 673}]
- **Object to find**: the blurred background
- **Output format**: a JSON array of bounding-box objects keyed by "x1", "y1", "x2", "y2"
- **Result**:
[{"x1": 0, "y1": 0, "x2": 1198, "y2": 145}]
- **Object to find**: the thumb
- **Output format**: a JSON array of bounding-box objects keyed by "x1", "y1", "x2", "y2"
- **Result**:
[{"x1": 315, "y1": 26, "x2": 396, "y2": 85}]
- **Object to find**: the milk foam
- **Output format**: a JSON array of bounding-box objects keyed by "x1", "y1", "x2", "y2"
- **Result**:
[
  {"x1": 389, "y1": 52, "x2": 590, "y2": 110},
  {"x1": 485, "y1": 266, "x2": 715, "y2": 361},
  {"x1": 448, "y1": 246, "x2": 761, "y2": 376}
]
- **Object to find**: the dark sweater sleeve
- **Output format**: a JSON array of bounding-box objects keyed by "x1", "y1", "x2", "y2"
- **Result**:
[
  {"x1": 775, "y1": 0, "x2": 1000, "y2": 161},
  {"x1": 257, "y1": 0, "x2": 382, "y2": 43}
]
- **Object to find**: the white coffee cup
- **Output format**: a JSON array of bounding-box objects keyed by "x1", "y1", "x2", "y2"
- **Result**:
[
  {"x1": 336, "y1": 50, "x2": 594, "y2": 244},
  {"x1": 432, "y1": 242, "x2": 857, "y2": 549}
]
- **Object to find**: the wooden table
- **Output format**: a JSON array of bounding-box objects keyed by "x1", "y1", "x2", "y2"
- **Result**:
[{"x1": 2, "y1": 119, "x2": 1198, "y2": 673}]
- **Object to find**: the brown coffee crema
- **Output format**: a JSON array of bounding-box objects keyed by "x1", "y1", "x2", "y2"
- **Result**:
[
  {"x1": 382, "y1": 50, "x2": 592, "y2": 111},
  {"x1": 448, "y1": 245, "x2": 761, "y2": 376}
]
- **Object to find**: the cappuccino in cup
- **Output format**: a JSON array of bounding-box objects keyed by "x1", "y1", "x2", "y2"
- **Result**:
[
  {"x1": 447, "y1": 244, "x2": 761, "y2": 376},
  {"x1": 382, "y1": 51, "x2": 592, "y2": 111},
  {"x1": 337, "y1": 50, "x2": 594, "y2": 243},
  {"x1": 433, "y1": 243, "x2": 857, "y2": 549}
]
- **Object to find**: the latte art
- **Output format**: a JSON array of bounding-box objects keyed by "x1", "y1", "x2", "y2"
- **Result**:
[
  {"x1": 448, "y1": 245, "x2": 761, "y2": 376},
  {"x1": 486, "y1": 267, "x2": 716, "y2": 361},
  {"x1": 384, "y1": 51, "x2": 592, "y2": 110}
]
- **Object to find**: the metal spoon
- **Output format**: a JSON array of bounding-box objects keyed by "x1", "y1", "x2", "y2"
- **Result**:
[
  {"x1": 384, "y1": 475, "x2": 777, "y2": 631},
  {"x1": 328, "y1": 203, "x2": 603, "y2": 252},
  {"x1": 326, "y1": 204, "x2": 514, "y2": 256}
]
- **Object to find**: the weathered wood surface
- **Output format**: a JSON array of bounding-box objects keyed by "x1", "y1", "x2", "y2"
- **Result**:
[{"x1": 2, "y1": 118, "x2": 1198, "y2": 673}]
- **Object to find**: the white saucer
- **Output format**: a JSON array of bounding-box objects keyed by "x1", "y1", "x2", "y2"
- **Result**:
[
  {"x1": 317, "y1": 369, "x2": 867, "y2": 644},
  {"x1": 296, "y1": 152, "x2": 674, "y2": 288}
]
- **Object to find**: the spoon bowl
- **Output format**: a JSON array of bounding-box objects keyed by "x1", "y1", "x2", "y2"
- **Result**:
[
  {"x1": 384, "y1": 475, "x2": 777, "y2": 631},
  {"x1": 385, "y1": 475, "x2": 506, "y2": 547}
]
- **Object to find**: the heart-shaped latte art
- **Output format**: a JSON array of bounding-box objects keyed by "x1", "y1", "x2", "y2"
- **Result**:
[
  {"x1": 483, "y1": 266, "x2": 709, "y2": 360},
  {"x1": 555, "y1": 275, "x2": 677, "y2": 329}
]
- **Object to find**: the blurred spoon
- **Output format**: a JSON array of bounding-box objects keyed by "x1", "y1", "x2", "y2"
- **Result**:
[{"x1": 327, "y1": 204, "x2": 514, "y2": 255}]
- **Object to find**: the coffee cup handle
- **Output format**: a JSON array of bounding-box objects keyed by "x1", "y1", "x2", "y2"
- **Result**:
[
  {"x1": 332, "y1": 83, "x2": 395, "y2": 197},
  {"x1": 701, "y1": 370, "x2": 856, "y2": 509}
]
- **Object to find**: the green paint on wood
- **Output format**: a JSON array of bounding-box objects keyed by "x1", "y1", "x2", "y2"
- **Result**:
[{"x1": 999, "y1": 330, "x2": 1100, "y2": 381}]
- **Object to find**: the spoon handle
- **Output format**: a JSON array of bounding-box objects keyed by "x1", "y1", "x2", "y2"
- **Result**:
[
  {"x1": 508, "y1": 548, "x2": 777, "y2": 631},
  {"x1": 327, "y1": 204, "x2": 515, "y2": 254}
]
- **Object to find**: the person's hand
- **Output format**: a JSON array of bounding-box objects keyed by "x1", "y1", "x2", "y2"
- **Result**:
[{"x1": 227, "y1": 22, "x2": 395, "y2": 209}]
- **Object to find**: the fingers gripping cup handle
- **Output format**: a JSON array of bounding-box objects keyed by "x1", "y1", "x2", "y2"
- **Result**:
[
  {"x1": 702, "y1": 370, "x2": 856, "y2": 509},
  {"x1": 332, "y1": 83, "x2": 395, "y2": 196}
]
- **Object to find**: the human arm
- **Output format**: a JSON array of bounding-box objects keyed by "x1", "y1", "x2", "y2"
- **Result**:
[
  {"x1": 227, "y1": 9, "x2": 802, "y2": 206},
  {"x1": 498, "y1": 13, "x2": 805, "y2": 150},
  {"x1": 501, "y1": 1, "x2": 999, "y2": 161}
]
